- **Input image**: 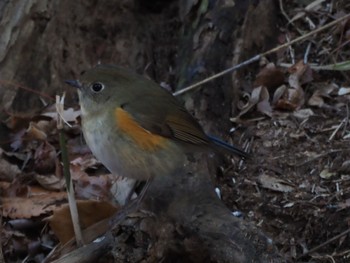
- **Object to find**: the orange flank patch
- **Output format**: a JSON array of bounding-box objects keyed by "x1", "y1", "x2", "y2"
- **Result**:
[{"x1": 115, "y1": 107, "x2": 166, "y2": 150}]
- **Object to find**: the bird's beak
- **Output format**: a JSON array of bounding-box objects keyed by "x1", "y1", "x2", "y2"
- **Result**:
[{"x1": 65, "y1": 79, "x2": 82, "y2": 89}]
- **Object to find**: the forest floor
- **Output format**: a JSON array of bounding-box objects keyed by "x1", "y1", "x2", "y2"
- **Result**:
[{"x1": 222, "y1": 1, "x2": 350, "y2": 262}]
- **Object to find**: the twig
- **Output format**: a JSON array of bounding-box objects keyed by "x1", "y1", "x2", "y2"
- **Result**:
[
  {"x1": 343, "y1": 104, "x2": 349, "y2": 137},
  {"x1": 173, "y1": 55, "x2": 261, "y2": 96},
  {"x1": 278, "y1": 0, "x2": 303, "y2": 35},
  {"x1": 289, "y1": 149, "x2": 344, "y2": 166},
  {"x1": 56, "y1": 95, "x2": 84, "y2": 246},
  {"x1": 173, "y1": 13, "x2": 350, "y2": 96},
  {"x1": 279, "y1": 0, "x2": 293, "y2": 25},
  {"x1": 303, "y1": 42, "x2": 312, "y2": 64},
  {"x1": 297, "y1": 228, "x2": 350, "y2": 260},
  {"x1": 286, "y1": 34, "x2": 296, "y2": 65},
  {"x1": 280, "y1": 60, "x2": 350, "y2": 71},
  {"x1": 329, "y1": 118, "x2": 346, "y2": 141}
]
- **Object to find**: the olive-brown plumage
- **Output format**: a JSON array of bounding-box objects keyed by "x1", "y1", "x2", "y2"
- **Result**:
[{"x1": 67, "y1": 64, "x2": 247, "y2": 180}]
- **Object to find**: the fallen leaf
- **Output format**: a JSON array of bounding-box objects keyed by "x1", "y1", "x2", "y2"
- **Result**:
[
  {"x1": 26, "y1": 122, "x2": 47, "y2": 141},
  {"x1": 34, "y1": 174, "x2": 65, "y2": 191},
  {"x1": 258, "y1": 173, "x2": 294, "y2": 192},
  {"x1": 0, "y1": 149, "x2": 22, "y2": 182},
  {"x1": 2, "y1": 188, "x2": 67, "y2": 218},
  {"x1": 71, "y1": 156, "x2": 101, "y2": 171},
  {"x1": 48, "y1": 200, "x2": 119, "y2": 244},
  {"x1": 254, "y1": 63, "x2": 285, "y2": 89},
  {"x1": 274, "y1": 61, "x2": 309, "y2": 110},
  {"x1": 319, "y1": 167, "x2": 337, "y2": 179},
  {"x1": 71, "y1": 165, "x2": 113, "y2": 201},
  {"x1": 33, "y1": 141, "x2": 57, "y2": 174},
  {"x1": 338, "y1": 87, "x2": 350, "y2": 96},
  {"x1": 293, "y1": 108, "x2": 314, "y2": 120},
  {"x1": 237, "y1": 86, "x2": 272, "y2": 117},
  {"x1": 308, "y1": 83, "x2": 337, "y2": 107},
  {"x1": 257, "y1": 99, "x2": 272, "y2": 117}
]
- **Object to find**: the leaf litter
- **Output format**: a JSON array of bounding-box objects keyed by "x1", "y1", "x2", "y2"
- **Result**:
[{"x1": 225, "y1": 1, "x2": 350, "y2": 262}]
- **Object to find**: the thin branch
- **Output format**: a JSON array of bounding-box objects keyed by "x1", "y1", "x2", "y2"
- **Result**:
[
  {"x1": 173, "y1": 13, "x2": 350, "y2": 96},
  {"x1": 56, "y1": 95, "x2": 84, "y2": 246},
  {"x1": 297, "y1": 228, "x2": 350, "y2": 260},
  {"x1": 173, "y1": 55, "x2": 260, "y2": 96}
]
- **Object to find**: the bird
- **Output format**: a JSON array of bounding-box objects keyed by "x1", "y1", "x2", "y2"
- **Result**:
[{"x1": 66, "y1": 64, "x2": 248, "y2": 182}]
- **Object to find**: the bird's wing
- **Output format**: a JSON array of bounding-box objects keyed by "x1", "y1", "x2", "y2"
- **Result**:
[{"x1": 120, "y1": 94, "x2": 210, "y2": 146}]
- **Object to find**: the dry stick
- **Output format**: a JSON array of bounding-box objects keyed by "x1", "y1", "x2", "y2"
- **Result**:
[
  {"x1": 173, "y1": 13, "x2": 350, "y2": 97},
  {"x1": 288, "y1": 149, "x2": 344, "y2": 167},
  {"x1": 297, "y1": 228, "x2": 350, "y2": 260},
  {"x1": 56, "y1": 95, "x2": 84, "y2": 246},
  {"x1": 343, "y1": 104, "x2": 349, "y2": 137},
  {"x1": 329, "y1": 118, "x2": 346, "y2": 141},
  {"x1": 278, "y1": 0, "x2": 303, "y2": 36}
]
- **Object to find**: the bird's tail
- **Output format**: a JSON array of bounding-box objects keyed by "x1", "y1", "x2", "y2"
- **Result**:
[{"x1": 208, "y1": 135, "x2": 250, "y2": 158}]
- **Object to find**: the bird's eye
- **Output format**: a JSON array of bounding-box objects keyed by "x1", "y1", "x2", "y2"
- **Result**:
[{"x1": 91, "y1": 82, "x2": 104, "y2": 93}]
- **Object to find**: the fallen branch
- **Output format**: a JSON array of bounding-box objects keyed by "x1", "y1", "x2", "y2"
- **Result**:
[{"x1": 174, "y1": 13, "x2": 350, "y2": 96}]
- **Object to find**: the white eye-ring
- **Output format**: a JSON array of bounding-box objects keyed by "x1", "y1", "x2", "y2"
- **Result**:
[{"x1": 91, "y1": 82, "x2": 104, "y2": 93}]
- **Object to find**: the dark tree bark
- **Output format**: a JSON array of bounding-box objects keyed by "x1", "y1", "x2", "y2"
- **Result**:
[{"x1": 136, "y1": 154, "x2": 282, "y2": 262}]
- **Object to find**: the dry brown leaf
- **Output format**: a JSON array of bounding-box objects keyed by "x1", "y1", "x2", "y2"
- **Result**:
[
  {"x1": 4, "y1": 116, "x2": 30, "y2": 131},
  {"x1": 254, "y1": 63, "x2": 285, "y2": 89},
  {"x1": 257, "y1": 99, "x2": 272, "y2": 117},
  {"x1": 274, "y1": 61, "x2": 310, "y2": 110},
  {"x1": 48, "y1": 200, "x2": 119, "y2": 244},
  {"x1": 237, "y1": 86, "x2": 272, "y2": 117},
  {"x1": 34, "y1": 174, "x2": 65, "y2": 191},
  {"x1": 288, "y1": 61, "x2": 313, "y2": 87},
  {"x1": 71, "y1": 165, "x2": 113, "y2": 201},
  {"x1": 293, "y1": 108, "x2": 314, "y2": 120},
  {"x1": 258, "y1": 173, "x2": 294, "y2": 192},
  {"x1": 0, "y1": 149, "x2": 22, "y2": 182},
  {"x1": 34, "y1": 141, "x2": 57, "y2": 174},
  {"x1": 2, "y1": 188, "x2": 67, "y2": 218},
  {"x1": 1, "y1": 180, "x2": 29, "y2": 198},
  {"x1": 274, "y1": 89, "x2": 302, "y2": 110},
  {"x1": 308, "y1": 83, "x2": 337, "y2": 107},
  {"x1": 70, "y1": 156, "x2": 101, "y2": 171},
  {"x1": 272, "y1": 85, "x2": 287, "y2": 104},
  {"x1": 26, "y1": 122, "x2": 47, "y2": 141}
]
